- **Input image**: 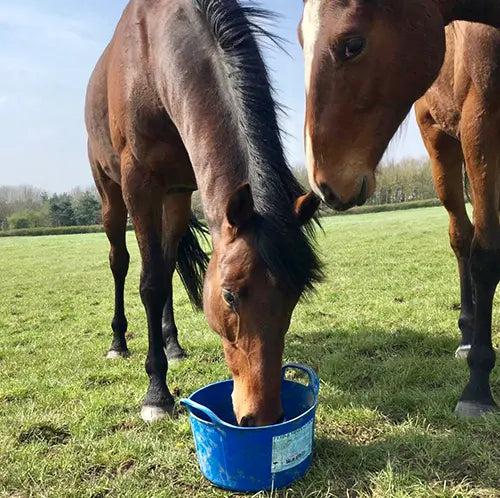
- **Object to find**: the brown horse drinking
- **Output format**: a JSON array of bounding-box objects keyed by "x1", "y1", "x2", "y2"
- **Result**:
[
  {"x1": 300, "y1": 0, "x2": 500, "y2": 417},
  {"x1": 85, "y1": 0, "x2": 321, "y2": 426}
]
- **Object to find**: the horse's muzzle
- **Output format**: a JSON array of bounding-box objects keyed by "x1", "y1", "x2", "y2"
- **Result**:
[
  {"x1": 319, "y1": 176, "x2": 368, "y2": 211},
  {"x1": 239, "y1": 412, "x2": 285, "y2": 427}
]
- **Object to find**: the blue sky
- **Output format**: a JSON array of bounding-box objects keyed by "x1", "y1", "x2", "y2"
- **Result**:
[{"x1": 0, "y1": 0, "x2": 426, "y2": 193}]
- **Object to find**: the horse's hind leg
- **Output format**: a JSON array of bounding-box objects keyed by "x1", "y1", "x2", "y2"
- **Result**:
[
  {"x1": 416, "y1": 100, "x2": 474, "y2": 357},
  {"x1": 162, "y1": 290, "x2": 187, "y2": 361},
  {"x1": 162, "y1": 300, "x2": 186, "y2": 361},
  {"x1": 455, "y1": 94, "x2": 499, "y2": 417},
  {"x1": 161, "y1": 194, "x2": 191, "y2": 362},
  {"x1": 96, "y1": 173, "x2": 131, "y2": 359}
]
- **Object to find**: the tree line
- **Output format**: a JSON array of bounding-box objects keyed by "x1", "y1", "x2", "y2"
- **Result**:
[
  {"x1": 1, "y1": 158, "x2": 444, "y2": 231},
  {"x1": 293, "y1": 157, "x2": 439, "y2": 206},
  {"x1": 0, "y1": 186, "x2": 101, "y2": 230}
]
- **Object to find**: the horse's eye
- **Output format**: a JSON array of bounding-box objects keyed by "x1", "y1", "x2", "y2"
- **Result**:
[
  {"x1": 334, "y1": 37, "x2": 366, "y2": 62},
  {"x1": 222, "y1": 289, "x2": 239, "y2": 310}
]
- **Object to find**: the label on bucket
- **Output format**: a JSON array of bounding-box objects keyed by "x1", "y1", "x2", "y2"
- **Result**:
[{"x1": 271, "y1": 420, "x2": 313, "y2": 473}]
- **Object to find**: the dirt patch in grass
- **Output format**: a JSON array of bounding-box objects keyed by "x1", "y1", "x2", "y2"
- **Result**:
[
  {"x1": 83, "y1": 374, "x2": 120, "y2": 389},
  {"x1": 18, "y1": 424, "x2": 71, "y2": 446},
  {"x1": 106, "y1": 419, "x2": 141, "y2": 435},
  {"x1": 82, "y1": 459, "x2": 136, "y2": 482}
]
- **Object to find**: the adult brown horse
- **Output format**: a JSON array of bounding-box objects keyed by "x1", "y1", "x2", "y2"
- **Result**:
[
  {"x1": 85, "y1": 0, "x2": 322, "y2": 426},
  {"x1": 300, "y1": 0, "x2": 500, "y2": 417}
]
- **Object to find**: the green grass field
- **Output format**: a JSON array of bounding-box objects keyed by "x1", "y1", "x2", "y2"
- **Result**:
[{"x1": 1, "y1": 206, "x2": 499, "y2": 498}]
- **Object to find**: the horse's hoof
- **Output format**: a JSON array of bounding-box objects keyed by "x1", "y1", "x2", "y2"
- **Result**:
[
  {"x1": 141, "y1": 404, "x2": 174, "y2": 423},
  {"x1": 454, "y1": 401, "x2": 498, "y2": 418},
  {"x1": 454, "y1": 345, "x2": 471, "y2": 360},
  {"x1": 106, "y1": 349, "x2": 130, "y2": 360},
  {"x1": 165, "y1": 347, "x2": 187, "y2": 364}
]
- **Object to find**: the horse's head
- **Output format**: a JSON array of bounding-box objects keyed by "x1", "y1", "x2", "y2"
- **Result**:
[
  {"x1": 299, "y1": 0, "x2": 447, "y2": 210},
  {"x1": 203, "y1": 184, "x2": 319, "y2": 427}
]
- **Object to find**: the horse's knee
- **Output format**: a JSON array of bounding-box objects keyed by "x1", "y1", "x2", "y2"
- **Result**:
[
  {"x1": 140, "y1": 268, "x2": 168, "y2": 311},
  {"x1": 449, "y1": 222, "x2": 473, "y2": 260}
]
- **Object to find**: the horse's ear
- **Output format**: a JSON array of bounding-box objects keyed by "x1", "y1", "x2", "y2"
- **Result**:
[
  {"x1": 294, "y1": 191, "x2": 320, "y2": 225},
  {"x1": 226, "y1": 183, "x2": 255, "y2": 228}
]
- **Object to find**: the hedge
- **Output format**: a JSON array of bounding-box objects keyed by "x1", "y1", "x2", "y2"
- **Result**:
[
  {"x1": 0, "y1": 225, "x2": 135, "y2": 237},
  {"x1": 0, "y1": 200, "x2": 445, "y2": 237},
  {"x1": 0, "y1": 225, "x2": 105, "y2": 237},
  {"x1": 321, "y1": 198, "x2": 443, "y2": 217}
]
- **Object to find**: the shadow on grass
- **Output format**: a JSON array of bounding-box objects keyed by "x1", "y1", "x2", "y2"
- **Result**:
[
  {"x1": 282, "y1": 326, "x2": 500, "y2": 495},
  {"x1": 287, "y1": 326, "x2": 465, "y2": 416},
  {"x1": 304, "y1": 427, "x2": 497, "y2": 497}
]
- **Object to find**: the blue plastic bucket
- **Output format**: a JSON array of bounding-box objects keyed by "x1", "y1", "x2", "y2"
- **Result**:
[{"x1": 180, "y1": 364, "x2": 319, "y2": 492}]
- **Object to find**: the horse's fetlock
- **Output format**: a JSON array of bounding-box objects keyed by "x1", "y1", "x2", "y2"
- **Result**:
[
  {"x1": 458, "y1": 313, "x2": 474, "y2": 344},
  {"x1": 162, "y1": 323, "x2": 178, "y2": 340},
  {"x1": 458, "y1": 312, "x2": 473, "y2": 330},
  {"x1": 145, "y1": 353, "x2": 168, "y2": 377},
  {"x1": 467, "y1": 346, "x2": 496, "y2": 372},
  {"x1": 112, "y1": 315, "x2": 128, "y2": 334}
]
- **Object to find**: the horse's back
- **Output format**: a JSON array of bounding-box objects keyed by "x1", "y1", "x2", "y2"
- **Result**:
[
  {"x1": 85, "y1": 44, "x2": 115, "y2": 168},
  {"x1": 85, "y1": 0, "x2": 196, "y2": 190},
  {"x1": 85, "y1": 1, "x2": 137, "y2": 172}
]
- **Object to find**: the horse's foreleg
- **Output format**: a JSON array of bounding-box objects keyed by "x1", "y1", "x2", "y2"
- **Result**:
[
  {"x1": 161, "y1": 193, "x2": 191, "y2": 362},
  {"x1": 455, "y1": 95, "x2": 499, "y2": 417},
  {"x1": 122, "y1": 156, "x2": 174, "y2": 422},
  {"x1": 415, "y1": 100, "x2": 474, "y2": 358},
  {"x1": 456, "y1": 228, "x2": 500, "y2": 416}
]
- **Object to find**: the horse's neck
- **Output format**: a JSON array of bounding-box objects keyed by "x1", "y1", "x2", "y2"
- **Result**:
[
  {"x1": 162, "y1": 50, "x2": 249, "y2": 234},
  {"x1": 442, "y1": 0, "x2": 500, "y2": 27},
  {"x1": 179, "y1": 96, "x2": 249, "y2": 233}
]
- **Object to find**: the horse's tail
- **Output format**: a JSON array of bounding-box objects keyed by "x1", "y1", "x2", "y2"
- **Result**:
[
  {"x1": 176, "y1": 215, "x2": 210, "y2": 310},
  {"x1": 464, "y1": 166, "x2": 473, "y2": 205}
]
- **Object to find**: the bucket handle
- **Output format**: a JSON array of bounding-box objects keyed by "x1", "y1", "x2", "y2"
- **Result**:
[
  {"x1": 282, "y1": 363, "x2": 320, "y2": 398},
  {"x1": 179, "y1": 398, "x2": 224, "y2": 426}
]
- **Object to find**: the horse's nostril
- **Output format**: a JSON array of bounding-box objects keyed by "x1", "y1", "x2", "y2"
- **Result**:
[
  {"x1": 239, "y1": 415, "x2": 257, "y2": 427},
  {"x1": 318, "y1": 183, "x2": 339, "y2": 206}
]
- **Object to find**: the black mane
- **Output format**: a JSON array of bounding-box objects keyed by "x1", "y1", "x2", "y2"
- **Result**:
[
  {"x1": 194, "y1": 0, "x2": 323, "y2": 294},
  {"x1": 451, "y1": 0, "x2": 500, "y2": 28}
]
